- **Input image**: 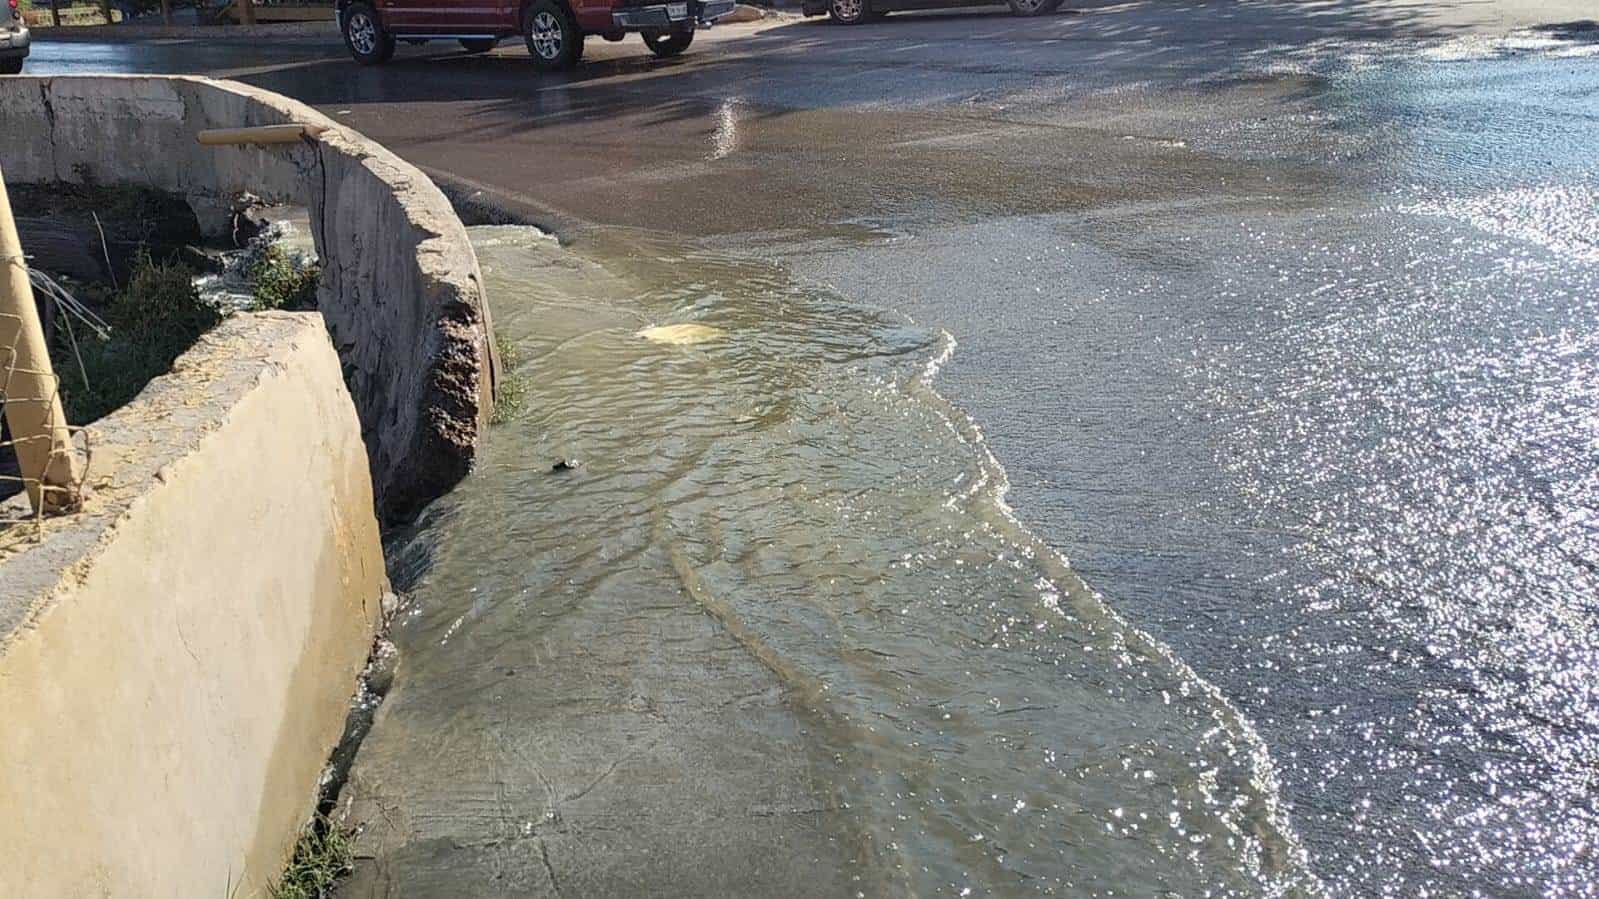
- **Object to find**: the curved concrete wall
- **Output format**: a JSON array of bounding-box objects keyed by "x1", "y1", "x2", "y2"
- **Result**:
[
  {"x1": 0, "y1": 312, "x2": 388, "y2": 899},
  {"x1": 0, "y1": 75, "x2": 496, "y2": 521}
]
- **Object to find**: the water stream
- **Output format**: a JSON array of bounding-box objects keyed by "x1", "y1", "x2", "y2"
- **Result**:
[
  {"x1": 373, "y1": 226, "x2": 1322, "y2": 897},
  {"x1": 353, "y1": 30, "x2": 1599, "y2": 898}
]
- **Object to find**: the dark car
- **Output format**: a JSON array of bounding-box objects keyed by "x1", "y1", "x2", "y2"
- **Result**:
[
  {"x1": 337, "y1": 0, "x2": 734, "y2": 69},
  {"x1": 1, "y1": 0, "x2": 29, "y2": 75},
  {"x1": 803, "y1": 0, "x2": 1060, "y2": 25}
]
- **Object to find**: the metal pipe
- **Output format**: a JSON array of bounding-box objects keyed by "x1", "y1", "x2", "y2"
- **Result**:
[{"x1": 196, "y1": 124, "x2": 328, "y2": 146}]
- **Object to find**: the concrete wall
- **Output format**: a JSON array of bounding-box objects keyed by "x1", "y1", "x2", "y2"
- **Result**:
[
  {"x1": 0, "y1": 312, "x2": 389, "y2": 899},
  {"x1": 0, "y1": 75, "x2": 497, "y2": 521}
]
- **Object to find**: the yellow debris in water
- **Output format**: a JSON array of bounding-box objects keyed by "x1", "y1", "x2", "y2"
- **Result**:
[{"x1": 637, "y1": 323, "x2": 725, "y2": 345}]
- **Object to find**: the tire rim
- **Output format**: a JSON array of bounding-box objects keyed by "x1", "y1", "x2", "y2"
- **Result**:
[
  {"x1": 530, "y1": 11, "x2": 564, "y2": 59},
  {"x1": 347, "y1": 12, "x2": 378, "y2": 55},
  {"x1": 831, "y1": 0, "x2": 862, "y2": 21},
  {"x1": 1012, "y1": 0, "x2": 1045, "y2": 10}
]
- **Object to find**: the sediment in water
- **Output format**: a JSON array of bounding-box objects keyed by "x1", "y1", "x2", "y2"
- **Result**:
[{"x1": 330, "y1": 224, "x2": 1323, "y2": 898}]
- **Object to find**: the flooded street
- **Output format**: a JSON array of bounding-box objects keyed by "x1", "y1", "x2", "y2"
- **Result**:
[
  {"x1": 343, "y1": 227, "x2": 1317, "y2": 896},
  {"x1": 29, "y1": 5, "x2": 1599, "y2": 895},
  {"x1": 756, "y1": 35, "x2": 1599, "y2": 896},
  {"x1": 769, "y1": 37, "x2": 1599, "y2": 896}
]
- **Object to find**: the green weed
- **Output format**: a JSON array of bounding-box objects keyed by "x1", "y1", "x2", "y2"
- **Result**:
[
  {"x1": 268, "y1": 817, "x2": 355, "y2": 899},
  {"x1": 249, "y1": 244, "x2": 321, "y2": 312},
  {"x1": 490, "y1": 330, "x2": 525, "y2": 425},
  {"x1": 51, "y1": 252, "x2": 222, "y2": 424}
]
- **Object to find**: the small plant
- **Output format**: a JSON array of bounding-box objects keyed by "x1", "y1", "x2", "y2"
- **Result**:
[
  {"x1": 490, "y1": 330, "x2": 525, "y2": 425},
  {"x1": 117, "y1": 251, "x2": 223, "y2": 337},
  {"x1": 51, "y1": 252, "x2": 223, "y2": 424},
  {"x1": 269, "y1": 817, "x2": 355, "y2": 899},
  {"x1": 249, "y1": 244, "x2": 321, "y2": 312}
]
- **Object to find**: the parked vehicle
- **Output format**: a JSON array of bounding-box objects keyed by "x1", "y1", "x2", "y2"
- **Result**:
[
  {"x1": 337, "y1": 0, "x2": 734, "y2": 69},
  {"x1": 803, "y1": 0, "x2": 1060, "y2": 25},
  {"x1": 1, "y1": 0, "x2": 29, "y2": 75}
]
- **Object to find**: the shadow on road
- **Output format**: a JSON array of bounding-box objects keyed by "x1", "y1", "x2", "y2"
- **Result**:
[
  {"x1": 222, "y1": 0, "x2": 1483, "y2": 154},
  {"x1": 236, "y1": 0, "x2": 1484, "y2": 112}
]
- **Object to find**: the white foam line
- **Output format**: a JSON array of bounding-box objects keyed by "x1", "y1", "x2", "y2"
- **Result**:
[{"x1": 904, "y1": 330, "x2": 1329, "y2": 898}]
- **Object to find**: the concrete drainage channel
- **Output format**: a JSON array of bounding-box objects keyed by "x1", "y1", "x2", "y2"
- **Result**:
[{"x1": 0, "y1": 76, "x2": 496, "y2": 898}]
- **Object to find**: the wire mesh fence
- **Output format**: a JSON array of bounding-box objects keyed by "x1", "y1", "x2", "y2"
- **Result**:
[{"x1": 0, "y1": 262, "x2": 92, "y2": 548}]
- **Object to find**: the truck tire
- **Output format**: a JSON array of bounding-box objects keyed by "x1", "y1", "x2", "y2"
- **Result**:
[
  {"x1": 459, "y1": 38, "x2": 498, "y2": 52},
  {"x1": 524, "y1": 0, "x2": 583, "y2": 71},
  {"x1": 342, "y1": 2, "x2": 396, "y2": 65},
  {"x1": 642, "y1": 28, "x2": 693, "y2": 57},
  {"x1": 1007, "y1": 0, "x2": 1059, "y2": 15},
  {"x1": 828, "y1": 0, "x2": 868, "y2": 24},
  {"x1": 0, "y1": 58, "x2": 22, "y2": 75}
]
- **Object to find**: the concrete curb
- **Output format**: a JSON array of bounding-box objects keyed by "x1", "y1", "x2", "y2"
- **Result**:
[
  {"x1": 0, "y1": 75, "x2": 498, "y2": 522},
  {"x1": 721, "y1": 3, "x2": 768, "y2": 23},
  {"x1": 0, "y1": 312, "x2": 389, "y2": 899}
]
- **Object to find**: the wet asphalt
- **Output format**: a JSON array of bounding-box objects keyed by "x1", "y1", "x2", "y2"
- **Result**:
[
  {"x1": 26, "y1": 3, "x2": 1599, "y2": 895},
  {"x1": 24, "y1": 0, "x2": 1591, "y2": 237}
]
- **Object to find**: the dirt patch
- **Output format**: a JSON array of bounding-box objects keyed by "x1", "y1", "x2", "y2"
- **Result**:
[{"x1": 11, "y1": 177, "x2": 203, "y2": 285}]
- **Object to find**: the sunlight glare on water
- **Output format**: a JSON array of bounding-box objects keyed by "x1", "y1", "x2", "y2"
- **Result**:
[{"x1": 750, "y1": 32, "x2": 1599, "y2": 896}]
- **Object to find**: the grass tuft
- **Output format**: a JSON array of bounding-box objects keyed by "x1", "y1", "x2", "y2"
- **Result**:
[
  {"x1": 269, "y1": 817, "x2": 355, "y2": 899},
  {"x1": 490, "y1": 331, "x2": 525, "y2": 425},
  {"x1": 52, "y1": 251, "x2": 223, "y2": 424},
  {"x1": 249, "y1": 244, "x2": 321, "y2": 312}
]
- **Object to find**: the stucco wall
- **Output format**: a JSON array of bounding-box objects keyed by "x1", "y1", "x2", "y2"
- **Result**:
[
  {"x1": 0, "y1": 312, "x2": 389, "y2": 899},
  {"x1": 0, "y1": 75, "x2": 496, "y2": 521}
]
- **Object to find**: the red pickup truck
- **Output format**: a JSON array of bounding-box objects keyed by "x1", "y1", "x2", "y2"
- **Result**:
[{"x1": 337, "y1": 0, "x2": 734, "y2": 68}]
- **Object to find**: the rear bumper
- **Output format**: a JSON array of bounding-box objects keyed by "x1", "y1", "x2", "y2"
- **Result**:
[
  {"x1": 0, "y1": 25, "x2": 30, "y2": 58},
  {"x1": 612, "y1": 0, "x2": 734, "y2": 29}
]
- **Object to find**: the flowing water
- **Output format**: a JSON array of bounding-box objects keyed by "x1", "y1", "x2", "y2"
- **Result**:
[
  {"x1": 355, "y1": 30, "x2": 1599, "y2": 899},
  {"x1": 753, "y1": 35, "x2": 1599, "y2": 896},
  {"x1": 18, "y1": 16, "x2": 1598, "y2": 897},
  {"x1": 375, "y1": 226, "x2": 1321, "y2": 897}
]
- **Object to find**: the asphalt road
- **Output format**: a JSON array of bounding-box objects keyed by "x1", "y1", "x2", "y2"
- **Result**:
[
  {"x1": 27, "y1": 0, "x2": 1591, "y2": 237},
  {"x1": 27, "y1": 4, "x2": 1599, "y2": 895}
]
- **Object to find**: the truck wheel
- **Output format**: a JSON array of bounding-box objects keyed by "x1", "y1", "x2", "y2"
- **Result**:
[
  {"x1": 642, "y1": 28, "x2": 694, "y2": 57},
  {"x1": 524, "y1": 0, "x2": 583, "y2": 71},
  {"x1": 342, "y1": 2, "x2": 396, "y2": 65},
  {"x1": 828, "y1": 0, "x2": 868, "y2": 24},
  {"x1": 1007, "y1": 0, "x2": 1059, "y2": 15},
  {"x1": 0, "y1": 58, "x2": 23, "y2": 76},
  {"x1": 459, "y1": 38, "x2": 498, "y2": 52}
]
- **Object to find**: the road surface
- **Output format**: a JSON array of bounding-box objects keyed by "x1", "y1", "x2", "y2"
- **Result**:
[{"x1": 27, "y1": 4, "x2": 1599, "y2": 896}]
